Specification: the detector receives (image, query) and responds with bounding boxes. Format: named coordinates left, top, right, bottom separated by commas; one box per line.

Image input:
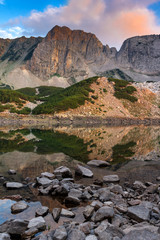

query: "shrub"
left=91, top=95, right=98, bottom=100
left=103, top=88, right=107, bottom=93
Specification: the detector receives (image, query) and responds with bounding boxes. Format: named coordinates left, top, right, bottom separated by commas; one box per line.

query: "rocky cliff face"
left=0, top=26, right=160, bottom=89
left=26, top=26, right=116, bottom=81
left=117, top=35, right=160, bottom=75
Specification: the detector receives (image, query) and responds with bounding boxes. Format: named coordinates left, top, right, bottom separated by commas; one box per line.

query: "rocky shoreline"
left=1, top=163, right=160, bottom=240
left=0, top=115, right=160, bottom=128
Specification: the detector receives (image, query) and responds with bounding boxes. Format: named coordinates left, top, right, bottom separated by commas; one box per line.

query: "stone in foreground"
left=103, top=175, right=120, bottom=183
left=122, top=229, right=160, bottom=240
left=52, top=208, right=61, bottom=222
left=93, top=206, right=114, bottom=222
left=87, top=160, right=110, bottom=167
left=6, top=182, right=24, bottom=189
left=0, top=233, right=11, bottom=240
left=0, top=219, right=28, bottom=235
left=28, top=217, right=46, bottom=230
left=11, top=201, right=29, bottom=214
left=127, top=204, right=151, bottom=222
left=53, top=226, right=67, bottom=240
left=54, top=166, right=72, bottom=178
left=41, top=172, right=55, bottom=179
left=61, top=209, right=75, bottom=218
left=35, top=206, right=49, bottom=217
left=75, top=165, right=93, bottom=178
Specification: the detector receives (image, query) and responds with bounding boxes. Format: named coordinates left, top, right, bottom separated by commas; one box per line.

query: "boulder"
left=83, top=206, right=95, bottom=219
left=28, top=217, right=46, bottom=230
left=52, top=208, right=61, bottom=222
left=68, top=189, right=82, bottom=199
left=6, top=182, right=24, bottom=189
left=41, top=172, right=55, bottom=179
left=75, top=165, right=93, bottom=178
left=35, top=206, right=49, bottom=217
left=0, top=219, right=28, bottom=235
left=54, top=166, right=72, bottom=178
left=0, top=233, right=11, bottom=240
left=87, top=160, right=110, bottom=167
left=8, top=169, right=16, bottom=175
left=103, top=175, right=119, bottom=183
left=127, top=204, right=151, bottom=222
left=11, top=201, right=29, bottom=214
left=36, top=177, right=53, bottom=187
left=61, top=209, right=75, bottom=218
left=90, top=200, right=103, bottom=210
left=22, top=227, right=38, bottom=239
left=85, top=235, right=98, bottom=240
left=65, top=196, right=80, bottom=206
left=67, top=229, right=85, bottom=240
left=93, top=206, right=114, bottom=222
left=53, top=226, right=67, bottom=240
left=122, top=229, right=160, bottom=240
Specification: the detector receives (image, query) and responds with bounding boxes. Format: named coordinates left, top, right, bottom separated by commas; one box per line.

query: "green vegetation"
left=108, top=78, right=138, bottom=103
left=103, top=88, right=107, bottom=93
left=112, top=141, right=136, bottom=165
left=91, top=95, right=98, bottom=100
left=100, top=68, right=133, bottom=81
left=32, top=77, right=98, bottom=114
left=0, top=104, right=12, bottom=112
left=10, top=107, right=31, bottom=115
left=16, top=87, right=36, bottom=96
left=0, top=89, right=34, bottom=104
left=38, top=86, right=63, bottom=98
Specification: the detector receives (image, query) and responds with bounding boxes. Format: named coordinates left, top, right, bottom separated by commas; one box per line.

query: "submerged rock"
left=11, top=201, right=29, bottom=214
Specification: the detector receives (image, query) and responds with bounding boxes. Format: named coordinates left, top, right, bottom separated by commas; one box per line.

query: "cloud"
left=0, top=26, right=24, bottom=39
left=1, top=0, right=160, bottom=49
left=0, top=0, right=4, bottom=4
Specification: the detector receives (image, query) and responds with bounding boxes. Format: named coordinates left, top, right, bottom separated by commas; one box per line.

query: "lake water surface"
left=0, top=125, right=159, bottom=228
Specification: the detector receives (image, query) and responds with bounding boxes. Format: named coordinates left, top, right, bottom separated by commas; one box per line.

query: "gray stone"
left=0, top=219, right=28, bottom=235
left=103, top=175, right=119, bottom=183
left=127, top=204, right=151, bottom=222
left=61, top=209, right=75, bottom=218
left=90, top=200, right=103, bottom=210
left=6, top=182, right=24, bottom=189
left=109, top=185, right=124, bottom=195
left=75, top=165, right=93, bottom=178
left=8, top=169, right=16, bottom=175
left=97, top=188, right=112, bottom=202
left=23, top=227, right=38, bottom=238
left=79, top=222, right=93, bottom=235
left=133, top=181, right=147, bottom=190
left=85, top=235, right=98, bottom=240
left=28, top=217, right=46, bottom=230
left=122, top=229, right=160, bottom=240
left=87, top=160, right=110, bottom=167
left=97, top=231, right=112, bottom=240
left=36, top=177, right=53, bottom=187
left=94, top=220, right=108, bottom=235
left=123, top=222, right=159, bottom=235
left=11, top=201, right=28, bottom=214
left=68, top=189, right=82, bottom=199
left=68, top=229, right=85, bottom=240
left=93, top=206, right=114, bottom=222
left=0, top=233, right=11, bottom=240
left=83, top=206, right=95, bottom=219
left=116, top=204, right=128, bottom=213
left=52, top=208, right=61, bottom=222
left=65, top=196, right=80, bottom=206
left=36, top=206, right=49, bottom=217
left=41, top=172, right=55, bottom=179
left=54, top=166, right=72, bottom=178
left=53, top=226, right=67, bottom=240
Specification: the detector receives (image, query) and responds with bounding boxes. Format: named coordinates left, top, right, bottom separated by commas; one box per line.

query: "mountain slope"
left=0, top=26, right=160, bottom=89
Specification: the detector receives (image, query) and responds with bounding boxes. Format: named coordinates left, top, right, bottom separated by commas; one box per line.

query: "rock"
left=0, top=219, right=29, bottom=235
left=116, top=204, right=128, bottom=213
left=28, top=217, right=46, bottom=230
left=97, top=231, right=112, bottom=240
left=122, top=229, right=160, bottom=240
left=133, top=181, right=147, bottom=190
left=127, top=204, right=151, bottom=222
left=94, top=220, right=109, bottom=235
left=11, top=201, right=29, bottom=214
left=0, top=233, right=11, bottom=240
left=75, top=165, right=93, bottom=178
left=65, top=196, right=80, bottom=206
left=8, top=169, right=16, bottom=175
left=103, top=175, right=119, bottom=183
left=52, top=208, right=61, bottom=222
left=97, top=188, right=112, bottom=202
left=109, top=185, right=124, bottom=195
left=68, top=229, right=85, bottom=240
left=36, top=177, right=53, bottom=187
left=90, top=200, right=103, bottom=210
left=6, top=195, right=22, bottom=201
left=79, top=222, right=93, bottom=235
left=83, top=206, right=95, bottom=219
left=61, top=209, right=75, bottom=218
left=6, top=182, right=24, bottom=189
left=128, top=200, right=141, bottom=206
left=85, top=235, right=98, bottom=240
left=41, top=172, right=55, bottom=179
left=53, top=226, right=67, bottom=240
left=68, top=189, right=82, bottom=199
left=123, top=222, right=159, bottom=234
left=22, top=227, right=38, bottom=238
left=36, top=206, right=49, bottom=217
left=87, top=160, right=110, bottom=167
left=54, top=166, right=72, bottom=178
left=104, top=201, right=114, bottom=207
left=93, top=206, right=114, bottom=222
left=156, top=176, right=160, bottom=181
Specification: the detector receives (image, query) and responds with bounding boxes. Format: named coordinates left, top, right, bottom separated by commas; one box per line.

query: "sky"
left=0, top=0, right=160, bottom=49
